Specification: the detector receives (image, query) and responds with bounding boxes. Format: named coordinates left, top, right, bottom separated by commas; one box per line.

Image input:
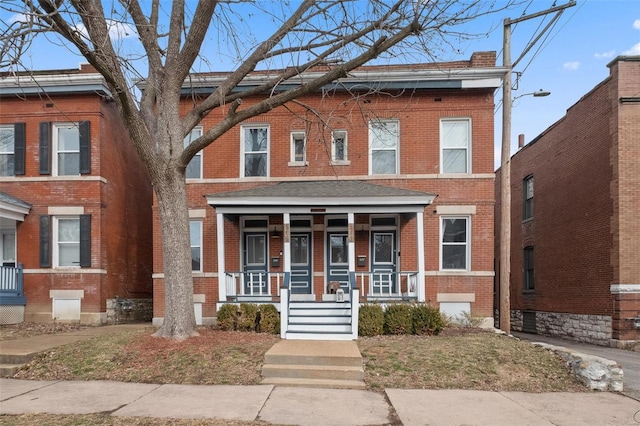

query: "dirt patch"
left=0, top=322, right=88, bottom=341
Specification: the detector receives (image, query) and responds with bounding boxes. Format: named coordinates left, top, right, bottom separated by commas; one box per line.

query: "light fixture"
left=532, top=89, right=551, bottom=97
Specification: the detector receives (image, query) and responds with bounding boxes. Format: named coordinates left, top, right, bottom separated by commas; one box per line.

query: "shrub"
left=217, top=304, right=239, bottom=331
left=358, top=304, right=384, bottom=336
left=259, top=304, right=280, bottom=334
left=237, top=303, right=260, bottom=331
left=411, top=303, right=445, bottom=335
left=384, top=303, right=413, bottom=335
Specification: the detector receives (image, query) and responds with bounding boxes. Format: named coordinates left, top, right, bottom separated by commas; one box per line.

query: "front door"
left=244, top=232, right=268, bottom=295
left=327, top=232, right=349, bottom=291
left=371, top=231, right=397, bottom=295
left=290, top=233, right=312, bottom=294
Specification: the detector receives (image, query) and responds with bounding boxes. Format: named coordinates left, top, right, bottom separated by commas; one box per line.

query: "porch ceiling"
left=206, top=180, right=437, bottom=214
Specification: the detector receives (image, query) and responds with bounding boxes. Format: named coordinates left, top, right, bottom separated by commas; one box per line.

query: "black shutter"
left=79, top=121, right=90, bottom=174
left=39, top=122, right=51, bottom=175
left=39, top=215, right=51, bottom=268
left=79, top=215, right=91, bottom=267
left=13, top=123, right=26, bottom=175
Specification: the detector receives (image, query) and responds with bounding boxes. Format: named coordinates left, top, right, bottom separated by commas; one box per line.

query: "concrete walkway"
left=0, top=325, right=639, bottom=425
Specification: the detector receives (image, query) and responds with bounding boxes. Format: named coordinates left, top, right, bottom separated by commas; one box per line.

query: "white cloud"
left=633, top=19, right=640, bottom=30
left=594, top=50, right=616, bottom=59
left=563, top=61, right=580, bottom=71
left=623, top=42, right=640, bottom=55
left=74, top=20, right=136, bottom=40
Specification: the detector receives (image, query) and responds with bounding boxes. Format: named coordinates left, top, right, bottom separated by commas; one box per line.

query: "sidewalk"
left=1, top=325, right=639, bottom=425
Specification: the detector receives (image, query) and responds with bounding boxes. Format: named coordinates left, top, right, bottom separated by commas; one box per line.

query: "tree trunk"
left=152, top=166, right=198, bottom=340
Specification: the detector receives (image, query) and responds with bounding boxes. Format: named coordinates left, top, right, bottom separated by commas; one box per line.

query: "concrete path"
left=1, top=378, right=639, bottom=425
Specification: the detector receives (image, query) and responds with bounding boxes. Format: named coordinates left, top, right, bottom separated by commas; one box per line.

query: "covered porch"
left=206, top=181, right=436, bottom=339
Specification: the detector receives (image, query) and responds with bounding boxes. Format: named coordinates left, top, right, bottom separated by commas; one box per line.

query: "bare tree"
left=0, top=0, right=516, bottom=340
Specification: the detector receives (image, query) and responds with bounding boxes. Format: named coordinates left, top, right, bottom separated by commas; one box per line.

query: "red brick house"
left=496, top=56, right=640, bottom=347
left=151, top=52, right=503, bottom=339
left=0, top=65, right=153, bottom=324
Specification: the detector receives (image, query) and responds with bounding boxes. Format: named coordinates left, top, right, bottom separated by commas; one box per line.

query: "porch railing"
left=224, top=271, right=284, bottom=300
left=0, top=263, right=26, bottom=305
left=349, top=271, right=359, bottom=339
left=355, top=271, right=418, bottom=300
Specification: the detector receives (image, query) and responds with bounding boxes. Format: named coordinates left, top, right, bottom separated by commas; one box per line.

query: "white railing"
left=355, top=271, right=418, bottom=299
left=224, top=271, right=284, bottom=300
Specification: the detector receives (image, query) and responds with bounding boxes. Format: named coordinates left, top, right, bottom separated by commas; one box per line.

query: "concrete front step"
left=261, top=377, right=366, bottom=390
left=285, top=331, right=354, bottom=340
left=262, top=364, right=364, bottom=381
left=0, top=363, right=23, bottom=377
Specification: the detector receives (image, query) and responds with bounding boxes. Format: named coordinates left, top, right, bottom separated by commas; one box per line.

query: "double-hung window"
left=39, top=121, right=91, bottom=176
left=290, top=131, right=306, bottom=164
left=331, top=130, right=348, bottom=163
left=369, top=120, right=399, bottom=175
left=190, top=220, right=202, bottom=272
left=523, top=246, right=534, bottom=291
left=0, top=123, right=25, bottom=176
left=242, top=125, right=269, bottom=177
left=40, top=215, right=91, bottom=268
left=523, top=175, right=534, bottom=220
left=440, top=216, right=470, bottom=270
left=441, top=119, right=471, bottom=173
left=184, top=127, right=203, bottom=179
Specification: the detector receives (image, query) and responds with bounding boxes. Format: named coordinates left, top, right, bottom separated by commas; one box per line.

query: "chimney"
left=518, top=134, right=525, bottom=149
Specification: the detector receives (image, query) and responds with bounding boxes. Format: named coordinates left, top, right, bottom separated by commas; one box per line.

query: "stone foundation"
left=510, top=310, right=612, bottom=346
left=106, top=298, right=153, bottom=324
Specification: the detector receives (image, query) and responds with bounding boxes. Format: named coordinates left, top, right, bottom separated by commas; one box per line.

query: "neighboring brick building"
left=496, top=56, right=640, bottom=347
left=0, top=65, right=153, bottom=324
left=151, top=52, right=503, bottom=338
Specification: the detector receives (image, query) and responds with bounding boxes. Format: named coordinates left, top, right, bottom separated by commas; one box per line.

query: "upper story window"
left=184, top=127, right=203, bottom=179
left=440, top=216, right=470, bottom=271
left=369, top=120, right=399, bottom=175
left=190, top=220, right=202, bottom=272
left=523, top=175, right=534, bottom=220
left=39, top=121, right=91, bottom=176
left=441, top=119, right=471, bottom=174
left=241, top=125, right=269, bottom=177
left=331, top=130, right=348, bottom=163
left=523, top=246, right=534, bottom=291
left=290, top=131, right=306, bottom=164
left=0, top=123, right=25, bottom=176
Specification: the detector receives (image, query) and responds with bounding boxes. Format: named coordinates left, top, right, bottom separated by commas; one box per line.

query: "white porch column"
left=416, top=210, right=426, bottom=302
left=348, top=212, right=355, bottom=272
left=217, top=212, right=226, bottom=302
left=283, top=213, right=291, bottom=273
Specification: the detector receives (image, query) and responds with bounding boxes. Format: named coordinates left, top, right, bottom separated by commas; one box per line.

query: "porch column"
left=283, top=213, right=291, bottom=273
left=348, top=212, right=355, bottom=272
left=216, top=212, right=226, bottom=302
left=416, top=211, right=426, bottom=302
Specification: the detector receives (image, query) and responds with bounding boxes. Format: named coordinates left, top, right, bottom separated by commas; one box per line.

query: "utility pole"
left=499, top=1, right=576, bottom=333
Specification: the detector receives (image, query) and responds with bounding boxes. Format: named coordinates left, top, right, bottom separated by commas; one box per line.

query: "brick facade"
left=152, top=52, right=500, bottom=326
left=0, top=65, right=153, bottom=323
left=497, top=56, right=640, bottom=346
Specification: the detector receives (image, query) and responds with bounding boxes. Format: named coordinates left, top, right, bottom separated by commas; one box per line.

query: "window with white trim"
left=369, top=120, right=398, bottom=175
left=331, top=130, right=348, bottom=162
left=0, top=125, right=15, bottom=176
left=441, top=119, right=471, bottom=173
left=440, top=216, right=470, bottom=270
left=242, top=125, right=269, bottom=177
left=184, top=127, right=203, bottom=179
left=190, top=220, right=202, bottom=272
left=290, top=131, right=306, bottom=163
left=53, top=124, right=81, bottom=176
left=40, top=215, right=90, bottom=268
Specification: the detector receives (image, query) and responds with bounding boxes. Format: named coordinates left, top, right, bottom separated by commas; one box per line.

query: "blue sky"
left=3, top=0, right=639, bottom=169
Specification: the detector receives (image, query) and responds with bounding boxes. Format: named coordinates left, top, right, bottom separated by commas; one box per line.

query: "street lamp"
left=514, top=89, right=551, bottom=101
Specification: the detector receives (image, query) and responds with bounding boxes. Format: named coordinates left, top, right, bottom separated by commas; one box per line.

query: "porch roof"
left=206, top=180, right=437, bottom=214
left=0, top=192, right=31, bottom=221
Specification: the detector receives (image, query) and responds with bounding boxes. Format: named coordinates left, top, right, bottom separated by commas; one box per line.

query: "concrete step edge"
left=0, top=363, right=23, bottom=377
left=260, top=377, right=366, bottom=390
left=264, top=354, right=363, bottom=367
